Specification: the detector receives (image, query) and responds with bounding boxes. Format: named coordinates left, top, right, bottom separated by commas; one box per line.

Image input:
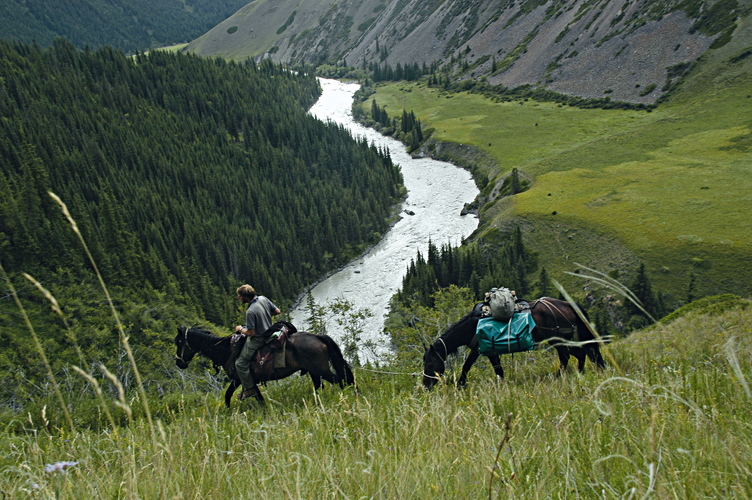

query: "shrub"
left=639, top=83, right=657, bottom=96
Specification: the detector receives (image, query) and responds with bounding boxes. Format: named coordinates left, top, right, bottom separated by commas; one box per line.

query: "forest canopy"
left=0, top=40, right=403, bottom=393
left=0, top=0, right=250, bottom=53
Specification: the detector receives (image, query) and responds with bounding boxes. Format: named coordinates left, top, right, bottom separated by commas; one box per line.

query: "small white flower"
left=45, top=461, right=78, bottom=474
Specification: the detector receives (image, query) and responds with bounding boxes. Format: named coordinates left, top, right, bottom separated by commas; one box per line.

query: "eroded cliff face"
left=186, top=0, right=741, bottom=104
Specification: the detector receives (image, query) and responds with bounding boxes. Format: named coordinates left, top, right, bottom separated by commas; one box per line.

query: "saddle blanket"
left=476, top=311, right=536, bottom=356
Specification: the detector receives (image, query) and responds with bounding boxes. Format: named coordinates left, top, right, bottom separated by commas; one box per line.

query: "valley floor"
left=368, top=53, right=752, bottom=302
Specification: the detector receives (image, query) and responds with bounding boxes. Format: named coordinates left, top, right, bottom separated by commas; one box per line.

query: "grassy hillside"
left=365, top=13, right=752, bottom=302
left=2, top=297, right=750, bottom=497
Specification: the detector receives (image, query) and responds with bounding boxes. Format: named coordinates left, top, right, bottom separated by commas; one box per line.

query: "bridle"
left=176, top=326, right=231, bottom=367
left=423, top=337, right=449, bottom=382
left=175, top=327, right=195, bottom=365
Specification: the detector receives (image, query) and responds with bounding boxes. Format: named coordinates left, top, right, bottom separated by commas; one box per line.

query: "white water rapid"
left=289, top=78, right=479, bottom=359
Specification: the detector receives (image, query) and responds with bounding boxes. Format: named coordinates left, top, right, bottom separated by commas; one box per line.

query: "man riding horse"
left=235, top=284, right=281, bottom=403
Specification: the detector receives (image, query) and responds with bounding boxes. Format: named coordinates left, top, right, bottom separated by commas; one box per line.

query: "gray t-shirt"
left=245, top=296, right=278, bottom=338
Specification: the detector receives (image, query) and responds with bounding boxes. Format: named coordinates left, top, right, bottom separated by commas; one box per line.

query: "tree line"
left=394, top=226, right=668, bottom=337
left=0, top=39, right=404, bottom=400
left=353, top=100, right=426, bottom=153
left=0, top=0, right=249, bottom=54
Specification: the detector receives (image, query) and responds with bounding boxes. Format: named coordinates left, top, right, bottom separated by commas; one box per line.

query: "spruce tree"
left=535, top=266, right=551, bottom=298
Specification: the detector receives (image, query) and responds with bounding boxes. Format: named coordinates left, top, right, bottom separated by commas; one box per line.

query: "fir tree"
left=535, top=266, right=551, bottom=298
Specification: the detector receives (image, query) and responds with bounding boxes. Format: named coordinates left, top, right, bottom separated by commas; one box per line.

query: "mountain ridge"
left=184, top=0, right=746, bottom=104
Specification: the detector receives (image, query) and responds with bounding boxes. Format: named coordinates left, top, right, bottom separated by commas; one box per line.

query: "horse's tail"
left=574, top=304, right=606, bottom=369
left=319, top=335, right=355, bottom=388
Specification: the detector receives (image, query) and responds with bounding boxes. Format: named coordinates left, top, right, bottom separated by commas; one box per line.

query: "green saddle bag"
left=476, top=311, right=536, bottom=355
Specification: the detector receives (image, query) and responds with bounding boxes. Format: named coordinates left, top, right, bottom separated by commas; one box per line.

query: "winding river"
left=289, top=78, right=478, bottom=357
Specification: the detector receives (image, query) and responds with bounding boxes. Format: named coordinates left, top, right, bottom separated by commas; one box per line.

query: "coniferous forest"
left=0, top=0, right=250, bottom=53
left=0, top=40, right=403, bottom=404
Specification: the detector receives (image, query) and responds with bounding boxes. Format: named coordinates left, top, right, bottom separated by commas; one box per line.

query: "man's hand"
left=235, top=325, right=243, bottom=333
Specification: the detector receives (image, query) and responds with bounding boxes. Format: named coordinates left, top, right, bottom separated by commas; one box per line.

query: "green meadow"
left=2, top=296, right=750, bottom=498
left=368, top=28, right=752, bottom=300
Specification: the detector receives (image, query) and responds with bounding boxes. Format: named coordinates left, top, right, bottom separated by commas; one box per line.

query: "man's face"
left=237, top=294, right=245, bottom=303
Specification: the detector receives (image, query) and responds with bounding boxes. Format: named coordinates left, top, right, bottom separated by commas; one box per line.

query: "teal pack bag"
left=476, top=312, right=536, bottom=355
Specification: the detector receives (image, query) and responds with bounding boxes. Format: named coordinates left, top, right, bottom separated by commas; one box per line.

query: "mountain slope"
left=185, top=0, right=745, bottom=104
left=365, top=9, right=752, bottom=302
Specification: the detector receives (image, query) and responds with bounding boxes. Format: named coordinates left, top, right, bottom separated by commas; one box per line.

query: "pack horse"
left=422, top=297, right=606, bottom=389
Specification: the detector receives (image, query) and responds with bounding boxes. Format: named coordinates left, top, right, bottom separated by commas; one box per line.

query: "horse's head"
left=422, top=304, right=485, bottom=390
left=174, top=325, right=197, bottom=369
left=422, top=344, right=446, bottom=390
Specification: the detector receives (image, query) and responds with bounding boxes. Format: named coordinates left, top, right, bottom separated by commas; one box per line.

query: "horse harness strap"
left=176, top=327, right=225, bottom=364
left=422, top=337, right=450, bottom=381
left=530, top=299, right=576, bottom=335
left=435, top=338, right=449, bottom=363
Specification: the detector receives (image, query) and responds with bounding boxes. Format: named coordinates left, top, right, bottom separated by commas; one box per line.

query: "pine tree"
left=629, top=263, right=658, bottom=321
left=511, top=168, right=521, bottom=195
left=535, top=266, right=551, bottom=298
left=686, top=272, right=696, bottom=304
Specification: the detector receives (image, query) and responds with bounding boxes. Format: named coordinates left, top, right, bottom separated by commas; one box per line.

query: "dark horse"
left=175, top=325, right=355, bottom=407
left=422, top=298, right=606, bottom=389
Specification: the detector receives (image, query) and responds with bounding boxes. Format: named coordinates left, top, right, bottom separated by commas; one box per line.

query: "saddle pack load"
left=487, top=287, right=515, bottom=321
left=477, top=287, right=535, bottom=355
left=476, top=312, right=536, bottom=355
left=227, top=321, right=297, bottom=378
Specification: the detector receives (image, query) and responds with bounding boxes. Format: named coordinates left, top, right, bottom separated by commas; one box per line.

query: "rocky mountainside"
left=184, top=0, right=746, bottom=103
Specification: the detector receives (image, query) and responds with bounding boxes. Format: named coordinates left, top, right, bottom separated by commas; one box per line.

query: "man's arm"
left=234, top=325, right=255, bottom=337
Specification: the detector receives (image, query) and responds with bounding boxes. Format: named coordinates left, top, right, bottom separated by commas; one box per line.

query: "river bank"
left=288, top=78, right=479, bottom=355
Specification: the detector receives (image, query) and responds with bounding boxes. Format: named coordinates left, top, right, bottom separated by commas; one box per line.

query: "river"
left=289, top=78, right=479, bottom=358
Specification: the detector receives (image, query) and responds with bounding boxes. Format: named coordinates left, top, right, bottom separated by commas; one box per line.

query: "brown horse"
left=422, top=298, right=606, bottom=389
left=175, top=325, right=355, bottom=407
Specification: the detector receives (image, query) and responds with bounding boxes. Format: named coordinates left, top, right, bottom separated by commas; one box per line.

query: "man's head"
left=236, top=284, right=256, bottom=303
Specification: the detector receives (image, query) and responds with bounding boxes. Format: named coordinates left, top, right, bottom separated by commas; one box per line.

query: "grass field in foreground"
left=368, top=30, right=752, bottom=299
left=3, top=303, right=751, bottom=498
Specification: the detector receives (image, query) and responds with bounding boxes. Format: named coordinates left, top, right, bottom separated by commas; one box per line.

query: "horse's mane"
left=434, top=307, right=482, bottom=356
left=187, top=326, right=224, bottom=340
left=186, top=326, right=231, bottom=356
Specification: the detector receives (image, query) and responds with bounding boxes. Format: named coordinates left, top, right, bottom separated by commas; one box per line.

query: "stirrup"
left=237, top=388, right=259, bottom=401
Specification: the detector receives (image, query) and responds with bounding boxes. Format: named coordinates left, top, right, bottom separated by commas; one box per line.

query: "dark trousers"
left=235, top=335, right=266, bottom=390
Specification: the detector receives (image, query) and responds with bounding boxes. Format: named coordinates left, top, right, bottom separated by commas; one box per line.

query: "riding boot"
left=238, top=385, right=265, bottom=406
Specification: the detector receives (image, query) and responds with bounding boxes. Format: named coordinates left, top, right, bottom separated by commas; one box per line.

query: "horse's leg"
left=555, top=346, right=570, bottom=376
left=589, top=346, right=607, bottom=369
left=225, top=379, right=239, bottom=408
left=458, top=349, right=481, bottom=388
left=573, top=349, right=587, bottom=373
left=310, top=374, right=323, bottom=391
left=487, top=354, right=504, bottom=380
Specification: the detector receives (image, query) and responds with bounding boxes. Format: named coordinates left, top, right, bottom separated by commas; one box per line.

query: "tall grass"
left=2, top=295, right=751, bottom=498
left=2, top=185, right=751, bottom=497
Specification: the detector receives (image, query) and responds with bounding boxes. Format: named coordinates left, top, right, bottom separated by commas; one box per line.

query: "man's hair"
left=236, top=284, right=256, bottom=300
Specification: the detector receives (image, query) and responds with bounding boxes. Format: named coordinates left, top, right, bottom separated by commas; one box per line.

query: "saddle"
left=225, top=321, right=297, bottom=379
